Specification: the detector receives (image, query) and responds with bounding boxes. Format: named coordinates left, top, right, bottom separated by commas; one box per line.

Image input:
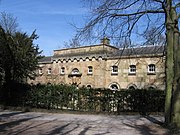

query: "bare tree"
left=0, top=12, right=18, bottom=34
left=63, top=36, right=81, bottom=48
left=143, top=26, right=166, bottom=46
left=78, top=0, right=180, bottom=128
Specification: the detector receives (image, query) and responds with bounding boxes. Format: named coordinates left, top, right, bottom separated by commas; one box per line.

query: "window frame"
left=129, top=65, right=136, bottom=75
left=71, top=68, right=80, bottom=75
left=148, top=64, right=156, bottom=74
left=39, top=68, right=43, bottom=75
left=111, top=65, right=118, bottom=75
left=60, top=67, right=65, bottom=75
left=88, top=66, right=93, bottom=75
left=109, top=83, right=120, bottom=91
left=47, top=68, right=52, bottom=75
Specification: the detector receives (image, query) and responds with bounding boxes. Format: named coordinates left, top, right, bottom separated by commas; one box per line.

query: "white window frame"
left=129, top=65, right=136, bottom=74
left=111, top=65, right=118, bottom=74
left=109, top=83, right=119, bottom=91
left=47, top=68, right=52, bottom=75
left=60, top=67, right=65, bottom=75
left=72, top=68, right=80, bottom=75
left=148, top=64, right=156, bottom=73
left=88, top=66, right=93, bottom=74
left=39, top=68, right=43, bottom=75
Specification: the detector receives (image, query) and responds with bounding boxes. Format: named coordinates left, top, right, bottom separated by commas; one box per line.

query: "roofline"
left=54, top=43, right=118, bottom=52
left=107, top=53, right=165, bottom=60
left=118, top=45, right=165, bottom=50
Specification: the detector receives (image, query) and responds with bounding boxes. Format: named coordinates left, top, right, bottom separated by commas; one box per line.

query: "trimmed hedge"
left=24, top=84, right=165, bottom=114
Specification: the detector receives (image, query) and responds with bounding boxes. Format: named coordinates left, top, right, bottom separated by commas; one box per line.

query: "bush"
left=25, top=84, right=165, bottom=114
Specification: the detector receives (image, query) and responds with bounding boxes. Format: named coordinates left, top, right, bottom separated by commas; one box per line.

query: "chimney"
left=101, top=37, right=110, bottom=45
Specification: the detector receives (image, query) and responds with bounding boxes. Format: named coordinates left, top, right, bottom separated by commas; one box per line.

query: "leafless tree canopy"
left=63, top=36, right=81, bottom=48
left=143, top=26, right=166, bottom=46
left=0, top=12, right=19, bottom=34
left=78, top=0, right=180, bottom=47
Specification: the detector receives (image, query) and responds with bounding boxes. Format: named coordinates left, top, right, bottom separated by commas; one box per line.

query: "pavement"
left=0, top=110, right=174, bottom=135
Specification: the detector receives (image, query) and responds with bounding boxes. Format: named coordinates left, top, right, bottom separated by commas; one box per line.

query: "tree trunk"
left=165, top=1, right=180, bottom=128
left=165, top=18, right=174, bottom=125
left=172, top=15, right=180, bottom=128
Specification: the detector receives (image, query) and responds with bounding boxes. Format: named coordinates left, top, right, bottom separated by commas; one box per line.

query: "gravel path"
left=0, top=110, right=171, bottom=135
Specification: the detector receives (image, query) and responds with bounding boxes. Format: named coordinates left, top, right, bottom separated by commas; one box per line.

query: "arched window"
left=148, top=86, right=156, bottom=90
left=47, top=82, right=51, bottom=85
left=148, top=64, right=156, bottom=73
left=86, top=85, right=92, bottom=89
left=71, top=68, right=80, bottom=75
left=109, top=83, right=120, bottom=90
left=129, top=86, right=136, bottom=90
left=129, top=65, right=136, bottom=74
left=127, top=84, right=137, bottom=90
left=88, top=66, right=93, bottom=74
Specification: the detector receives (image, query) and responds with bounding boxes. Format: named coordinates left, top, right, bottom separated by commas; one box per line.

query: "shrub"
left=24, top=84, right=165, bottom=114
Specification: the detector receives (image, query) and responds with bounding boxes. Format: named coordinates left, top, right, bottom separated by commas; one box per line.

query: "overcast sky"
left=0, top=0, right=87, bottom=56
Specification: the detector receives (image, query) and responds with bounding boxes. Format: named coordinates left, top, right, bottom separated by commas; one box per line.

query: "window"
left=88, top=66, right=93, bottom=75
left=47, top=68, right=51, bottom=75
left=86, top=85, right=92, bottom=89
left=127, top=84, right=137, bottom=90
left=39, top=68, right=43, bottom=75
left=60, top=67, right=65, bottom=75
left=109, top=83, right=119, bottom=91
left=129, top=65, right=136, bottom=74
left=148, top=86, right=156, bottom=90
left=148, top=64, right=156, bottom=74
left=111, top=66, right=118, bottom=75
left=129, top=86, right=136, bottom=90
left=72, top=68, right=80, bottom=75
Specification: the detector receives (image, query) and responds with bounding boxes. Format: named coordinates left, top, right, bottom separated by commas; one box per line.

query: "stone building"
left=29, top=38, right=165, bottom=90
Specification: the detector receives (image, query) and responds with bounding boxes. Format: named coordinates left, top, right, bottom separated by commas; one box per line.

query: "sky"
left=0, top=0, right=88, bottom=56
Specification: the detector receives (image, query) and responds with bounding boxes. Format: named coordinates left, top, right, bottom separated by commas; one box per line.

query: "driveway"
left=0, top=110, right=172, bottom=135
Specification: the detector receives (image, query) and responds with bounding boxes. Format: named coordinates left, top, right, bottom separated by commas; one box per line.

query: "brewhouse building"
left=29, top=38, right=165, bottom=90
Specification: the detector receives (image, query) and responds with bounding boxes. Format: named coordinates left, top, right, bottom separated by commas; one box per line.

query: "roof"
left=112, top=45, right=165, bottom=57
left=53, top=44, right=118, bottom=52
left=39, top=45, right=165, bottom=63
left=39, top=56, right=52, bottom=63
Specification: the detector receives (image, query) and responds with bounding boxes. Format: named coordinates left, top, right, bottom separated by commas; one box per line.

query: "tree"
left=0, top=12, right=18, bottom=34
left=0, top=12, right=18, bottom=86
left=63, top=36, right=81, bottom=48
left=0, top=28, right=42, bottom=83
left=78, top=0, right=180, bottom=128
left=0, top=27, right=43, bottom=104
left=143, top=26, right=166, bottom=46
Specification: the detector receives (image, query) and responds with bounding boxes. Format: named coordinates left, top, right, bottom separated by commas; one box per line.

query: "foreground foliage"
left=0, top=84, right=165, bottom=115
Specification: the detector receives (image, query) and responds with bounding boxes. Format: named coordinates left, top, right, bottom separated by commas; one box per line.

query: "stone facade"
left=29, top=40, right=165, bottom=90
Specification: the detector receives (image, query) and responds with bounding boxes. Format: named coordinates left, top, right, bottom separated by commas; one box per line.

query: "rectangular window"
left=111, top=66, right=118, bottom=75
left=88, top=66, right=93, bottom=75
left=39, top=68, right=43, bottom=75
left=129, top=65, right=136, bottom=75
left=47, top=68, right=51, bottom=75
left=148, top=64, right=156, bottom=74
left=60, top=67, right=65, bottom=75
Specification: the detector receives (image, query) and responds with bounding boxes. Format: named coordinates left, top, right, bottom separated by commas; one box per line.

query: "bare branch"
left=111, top=10, right=164, bottom=17
left=152, top=0, right=164, bottom=4
left=175, top=2, right=180, bottom=8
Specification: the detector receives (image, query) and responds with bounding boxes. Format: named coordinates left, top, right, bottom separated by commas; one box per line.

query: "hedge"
left=24, top=84, right=165, bottom=114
